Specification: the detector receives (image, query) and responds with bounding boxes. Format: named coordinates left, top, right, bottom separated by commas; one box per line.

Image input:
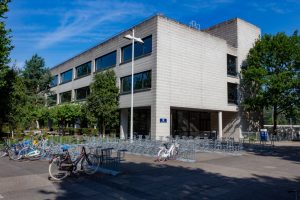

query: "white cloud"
left=184, top=0, right=234, bottom=10
left=36, top=1, right=150, bottom=49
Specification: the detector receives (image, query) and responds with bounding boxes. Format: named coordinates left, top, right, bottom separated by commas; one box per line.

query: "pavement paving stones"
left=0, top=142, right=300, bottom=199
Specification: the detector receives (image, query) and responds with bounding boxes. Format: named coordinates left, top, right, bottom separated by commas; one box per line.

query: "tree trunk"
left=258, top=109, right=265, bottom=130
left=102, top=122, right=106, bottom=138
left=273, top=106, right=278, bottom=135
left=36, top=120, right=40, bottom=129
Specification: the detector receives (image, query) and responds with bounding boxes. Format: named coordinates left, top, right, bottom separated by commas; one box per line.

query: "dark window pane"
left=121, top=35, right=152, bottom=63
left=135, top=42, right=143, bottom=58
left=122, top=76, right=131, bottom=93
left=48, top=94, right=57, bottom=106
left=96, top=51, right=117, bottom=71
left=61, top=69, right=73, bottom=83
left=227, top=54, right=237, bottom=76
left=121, top=70, right=151, bottom=93
left=143, top=36, right=152, bottom=54
left=50, top=75, right=58, bottom=87
left=134, top=73, right=143, bottom=90
left=122, top=45, right=132, bottom=63
left=75, top=86, right=90, bottom=100
left=60, top=91, right=72, bottom=103
left=76, top=62, right=91, bottom=78
left=143, top=71, right=151, bottom=88
left=228, top=83, right=238, bottom=104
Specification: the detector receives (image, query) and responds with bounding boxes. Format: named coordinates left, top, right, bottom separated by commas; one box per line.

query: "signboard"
left=160, top=118, right=167, bottom=123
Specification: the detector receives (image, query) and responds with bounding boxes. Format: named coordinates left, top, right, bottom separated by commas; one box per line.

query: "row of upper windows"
left=50, top=35, right=153, bottom=87
left=48, top=70, right=152, bottom=106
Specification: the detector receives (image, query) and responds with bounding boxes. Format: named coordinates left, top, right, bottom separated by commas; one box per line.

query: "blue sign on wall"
left=160, top=118, right=167, bottom=123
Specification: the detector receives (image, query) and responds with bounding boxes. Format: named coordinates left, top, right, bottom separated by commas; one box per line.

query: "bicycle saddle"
left=24, top=140, right=31, bottom=145
left=61, top=144, right=70, bottom=151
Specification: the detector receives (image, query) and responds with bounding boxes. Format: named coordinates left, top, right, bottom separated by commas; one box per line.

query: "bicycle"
left=48, top=145, right=99, bottom=181
left=156, top=142, right=179, bottom=162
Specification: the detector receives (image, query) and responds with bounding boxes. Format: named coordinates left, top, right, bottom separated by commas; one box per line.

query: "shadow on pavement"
left=39, top=160, right=300, bottom=200
left=244, top=142, right=300, bottom=164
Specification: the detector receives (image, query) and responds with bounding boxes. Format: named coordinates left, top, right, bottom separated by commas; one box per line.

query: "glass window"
left=61, top=69, right=73, bottom=83
left=121, top=35, right=152, bottom=63
left=48, top=94, right=57, bottom=106
left=121, top=71, right=151, bottom=93
left=50, top=75, right=58, bottom=87
left=228, top=83, right=238, bottom=104
left=76, top=62, right=91, bottom=78
left=75, top=86, right=90, bottom=101
left=227, top=54, right=237, bottom=76
left=96, top=51, right=117, bottom=71
left=60, top=91, right=72, bottom=103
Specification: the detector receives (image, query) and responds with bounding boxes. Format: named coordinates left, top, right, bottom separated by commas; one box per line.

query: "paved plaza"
left=0, top=142, right=300, bottom=200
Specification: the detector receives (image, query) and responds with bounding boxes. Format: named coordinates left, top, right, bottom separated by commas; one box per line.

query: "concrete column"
left=120, top=109, right=128, bottom=139
left=91, top=59, right=96, bottom=73
left=218, top=111, right=223, bottom=139
left=57, top=93, right=60, bottom=105
left=71, top=90, right=75, bottom=102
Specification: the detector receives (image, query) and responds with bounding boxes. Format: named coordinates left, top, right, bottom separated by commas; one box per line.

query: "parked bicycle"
left=156, top=142, right=179, bottom=162
left=48, top=145, right=99, bottom=181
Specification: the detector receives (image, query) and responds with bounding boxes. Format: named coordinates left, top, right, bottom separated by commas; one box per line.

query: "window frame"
left=50, top=75, right=58, bottom=87
left=227, top=83, right=238, bottom=105
left=75, top=61, right=92, bottom=79
left=120, top=70, right=152, bottom=94
left=60, top=90, right=72, bottom=104
left=121, top=35, right=152, bottom=63
left=95, top=50, right=117, bottom=72
left=60, top=69, right=73, bottom=84
left=227, top=54, right=238, bottom=77
left=75, top=86, right=90, bottom=101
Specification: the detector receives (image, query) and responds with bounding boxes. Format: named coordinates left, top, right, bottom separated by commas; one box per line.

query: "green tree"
left=7, top=73, right=30, bottom=134
left=242, top=32, right=300, bottom=134
left=50, top=103, right=82, bottom=130
left=0, top=0, right=14, bottom=131
left=87, top=70, right=119, bottom=135
left=0, top=0, right=13, bottom=88
left=22, top=54, right=52, bottom=128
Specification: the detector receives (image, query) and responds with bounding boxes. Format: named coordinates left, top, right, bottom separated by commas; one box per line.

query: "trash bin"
left=260, top=129, right=269, bottom=142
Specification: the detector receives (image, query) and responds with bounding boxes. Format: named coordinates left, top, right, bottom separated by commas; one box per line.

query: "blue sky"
left=6, top=0, right=300, bottom=68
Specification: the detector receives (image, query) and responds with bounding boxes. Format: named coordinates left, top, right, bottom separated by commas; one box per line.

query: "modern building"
left=49, top=14, right=260, bottom=140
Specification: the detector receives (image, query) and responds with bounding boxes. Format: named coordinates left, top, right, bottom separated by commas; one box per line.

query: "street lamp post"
left=124, top=29, right=143, bottom=141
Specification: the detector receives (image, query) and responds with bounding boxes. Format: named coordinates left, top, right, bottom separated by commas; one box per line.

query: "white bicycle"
left=156, top=142, right=179, bottom=162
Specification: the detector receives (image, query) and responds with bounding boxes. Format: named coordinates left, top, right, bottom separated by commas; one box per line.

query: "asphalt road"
left=0, top=144, right=300, bottom=200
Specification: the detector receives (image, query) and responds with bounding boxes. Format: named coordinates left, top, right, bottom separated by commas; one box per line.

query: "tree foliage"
left=22, top=54, right=52, bottom=105
left=0, top=0, right=14, bottom=131
left=50, top=103, right=82, bottom=129
left=0, top=0, right=13, bottom=88
left=87, top=70, right=119, bottom=135
left=242, top=32, right=300, bottom=134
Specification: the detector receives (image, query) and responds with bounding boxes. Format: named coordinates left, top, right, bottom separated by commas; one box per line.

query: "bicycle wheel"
left=157, top=149, right=167, bottom=162
left=0, top=146, right=7, bottom=158
left=171, top=148, right=179, bottom=159
left=82, top=154, right=99, bottom=175
left=8, top=148, right=19, bottom=161
left=49, top=157, right=70, bottom=181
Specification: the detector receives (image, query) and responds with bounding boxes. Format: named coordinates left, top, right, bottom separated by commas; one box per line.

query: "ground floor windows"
left=75, top=86, right=90, bottom=101
left=48, top=94, right=57, bottom=106
left=171, top=109, right=211, bottom=137
left=125, top=107, right=151, bottom=138
left=60, top=91, right=72, bottom=103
